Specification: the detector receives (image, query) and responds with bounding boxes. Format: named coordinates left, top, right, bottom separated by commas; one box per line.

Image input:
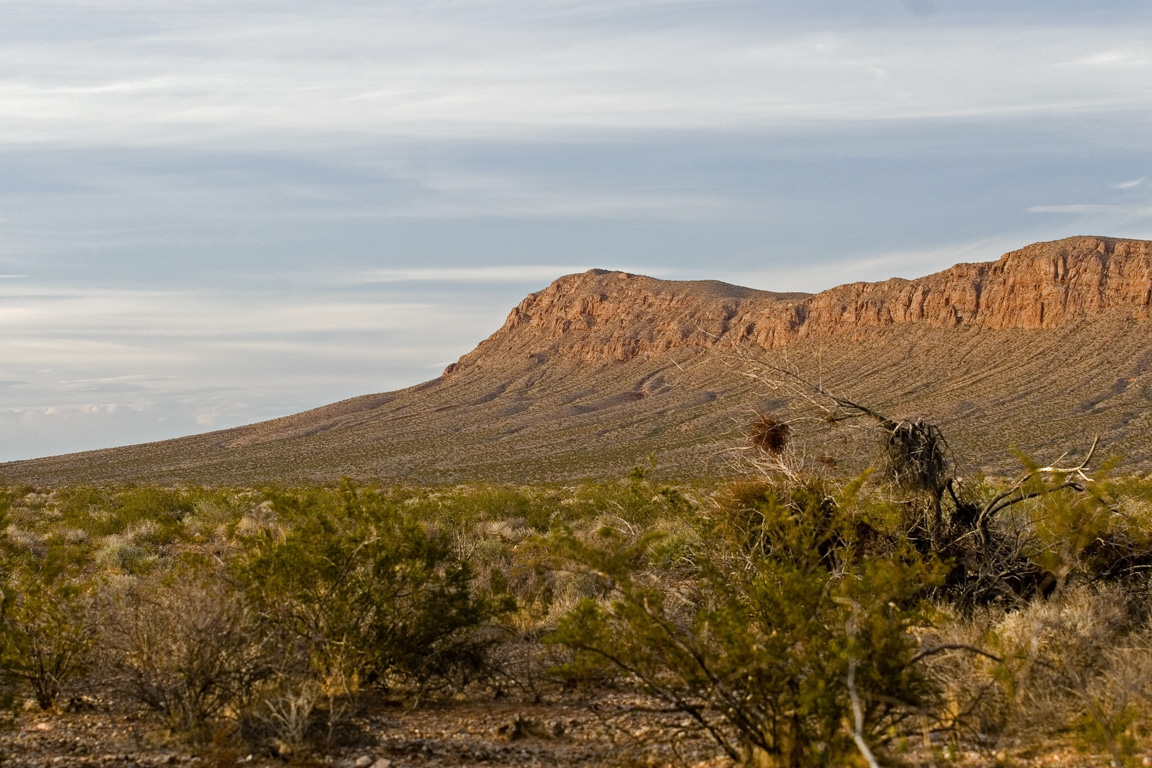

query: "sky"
left=2, top=0, right=1151, bottom=461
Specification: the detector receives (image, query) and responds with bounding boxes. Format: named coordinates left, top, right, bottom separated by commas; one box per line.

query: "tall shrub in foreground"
left=551, top=479, right=942, bottom=768
left=100, top=570, right=273, bottom=739
left=0, top=495, right=95, bottom=712
left=0, top=571, right=94, bottom=710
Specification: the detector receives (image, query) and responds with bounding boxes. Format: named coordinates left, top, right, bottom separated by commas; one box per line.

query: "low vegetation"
left=3, top=454, right=1152, bottom=765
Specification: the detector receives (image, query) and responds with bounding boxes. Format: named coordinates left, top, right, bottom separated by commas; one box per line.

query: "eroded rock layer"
left=449, top=237, right=1152, bottom=373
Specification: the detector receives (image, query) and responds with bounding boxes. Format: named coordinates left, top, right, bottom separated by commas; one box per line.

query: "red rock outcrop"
left=446, top=236, right=1152, bottom=374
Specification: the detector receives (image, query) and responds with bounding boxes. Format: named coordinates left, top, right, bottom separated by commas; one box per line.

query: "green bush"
left=551, top=479, right=942, bottom=767
left=0, top=570, right=94, bottom=710
left=232, top=480, right=514, bottom=696
left=3, top=475, right=1152, bottom=762
left=53, top=487, right=193, bottom=541
left=0, top=496, right=96, bottom=711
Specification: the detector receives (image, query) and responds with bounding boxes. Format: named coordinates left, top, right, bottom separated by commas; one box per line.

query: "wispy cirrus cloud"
left=1, top=3, right=1151, bottom=148
left=0, top=274, right=515, bottom=460
left=347, top=264, right=669, bottom=285
left=1027, top=204, right=1152, bottom=217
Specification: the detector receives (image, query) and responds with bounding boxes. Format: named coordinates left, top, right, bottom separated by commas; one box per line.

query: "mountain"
left=3, top=235, right=1151, bottom=486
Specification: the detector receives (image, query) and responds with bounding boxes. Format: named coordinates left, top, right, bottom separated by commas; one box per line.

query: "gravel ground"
left=0, top=692, right=1143, bottom=768
left=0, top=691, right=732, bottom=768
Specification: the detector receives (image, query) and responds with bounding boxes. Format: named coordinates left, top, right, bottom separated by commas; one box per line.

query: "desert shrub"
left=1087, top=622, right=1152, bottom=758
left=234, top=499, right=280, bottom=538
left=232, top=481, right=514, bottom=697
left=417, top=485, right=556, bottom=531
left=993, top=585, right=1141, bottom=759
left=1032, top=476, right=1152, bottom=587
left=5, top=476, right=1152, bottom=762
left=892, top=454, right=1135, bottom=609
left=0, top=569, right=95, bottom=710
left=99, top=569, right=274, bottom=739
left=94, top=534, right=151, bottom=574
left=0, top=499, right=97, bottom=711
left=3, top=525, right=46, bottom=560
left=609, top=468, right=697, bottom=528
left=51, top=487, right=252, bottom=552
left=551, top=479, right=941, bottom=767
left=473, top=531, right=568, bottom=634
left=912, top=605, right=1008, bottom=742
left=183, top=497, right=244, bottom=541
left=240, top=676, right=326, bottom=757
left=0, top=498, right=14, bottom=714
left=487, top=479, right=703, bottom=636
left=643, top=514, right=705, bottom=571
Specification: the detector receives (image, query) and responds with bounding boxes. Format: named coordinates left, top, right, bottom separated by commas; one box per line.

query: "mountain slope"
left=3, top=236, right=1151, bottom=486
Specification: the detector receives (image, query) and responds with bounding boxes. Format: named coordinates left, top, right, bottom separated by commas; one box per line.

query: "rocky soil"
left=0, top=689, right=1142, bottom=768
left=0, top=689, right=733, bottom=768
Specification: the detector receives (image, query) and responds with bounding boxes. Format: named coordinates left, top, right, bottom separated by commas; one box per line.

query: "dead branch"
left=739, top=357, right=896, bottom=429
left=910, top=644, right=1004, bottom=665
left=975, top=437, right=1100, bottom=545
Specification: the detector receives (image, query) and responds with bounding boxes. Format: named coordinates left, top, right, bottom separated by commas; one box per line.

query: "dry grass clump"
left=183, top=498, right=237, bottom=540
left=234, top=500, right=280, bottom=538
left=995, top=585, right=1133, bottom=730
left=4, top=525, right=45, bottom=558
left=94, top=534, right=149, bottom=573
left=921, top=584, right=1152, bottom=758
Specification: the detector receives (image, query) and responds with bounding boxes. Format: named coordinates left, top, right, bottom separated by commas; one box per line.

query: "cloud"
left=311, top=185, right=745, bottom=221
left=354, top=266, right=587, bottom=284
left=1079, top=47, right=1151, bottom=69
left=0, top=272, right=529, bottom=460
left=719, top=236, right=1029, bottom=293
left=1114, top=178, right=1146, bottom=189
left=0, top=400, right=181, bottom=461
left=1, top=4, right=1151, bottom=149
left=348, top=264, right=668, bottom=285
left=1027, top=204, right=1152, bottom=216
left=0, top=283, right=440, bottom=336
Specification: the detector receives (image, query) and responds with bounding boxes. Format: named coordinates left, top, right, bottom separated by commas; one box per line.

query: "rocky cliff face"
left=446, top=236, right=1152, bottom=373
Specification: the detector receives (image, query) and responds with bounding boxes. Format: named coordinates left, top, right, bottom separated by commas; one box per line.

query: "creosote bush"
left=0, top=494, right=96, bottom=712
left=99, top=569, right=273, bottom=738
left=551, top=477, right=943, bottom=767
left=232, top=481, right=515, bottom=700
left=0, top=571, right=94, bottom=711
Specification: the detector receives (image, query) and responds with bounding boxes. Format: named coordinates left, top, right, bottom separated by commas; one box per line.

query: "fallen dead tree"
left=739, top=358, right=1115, bottom=608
